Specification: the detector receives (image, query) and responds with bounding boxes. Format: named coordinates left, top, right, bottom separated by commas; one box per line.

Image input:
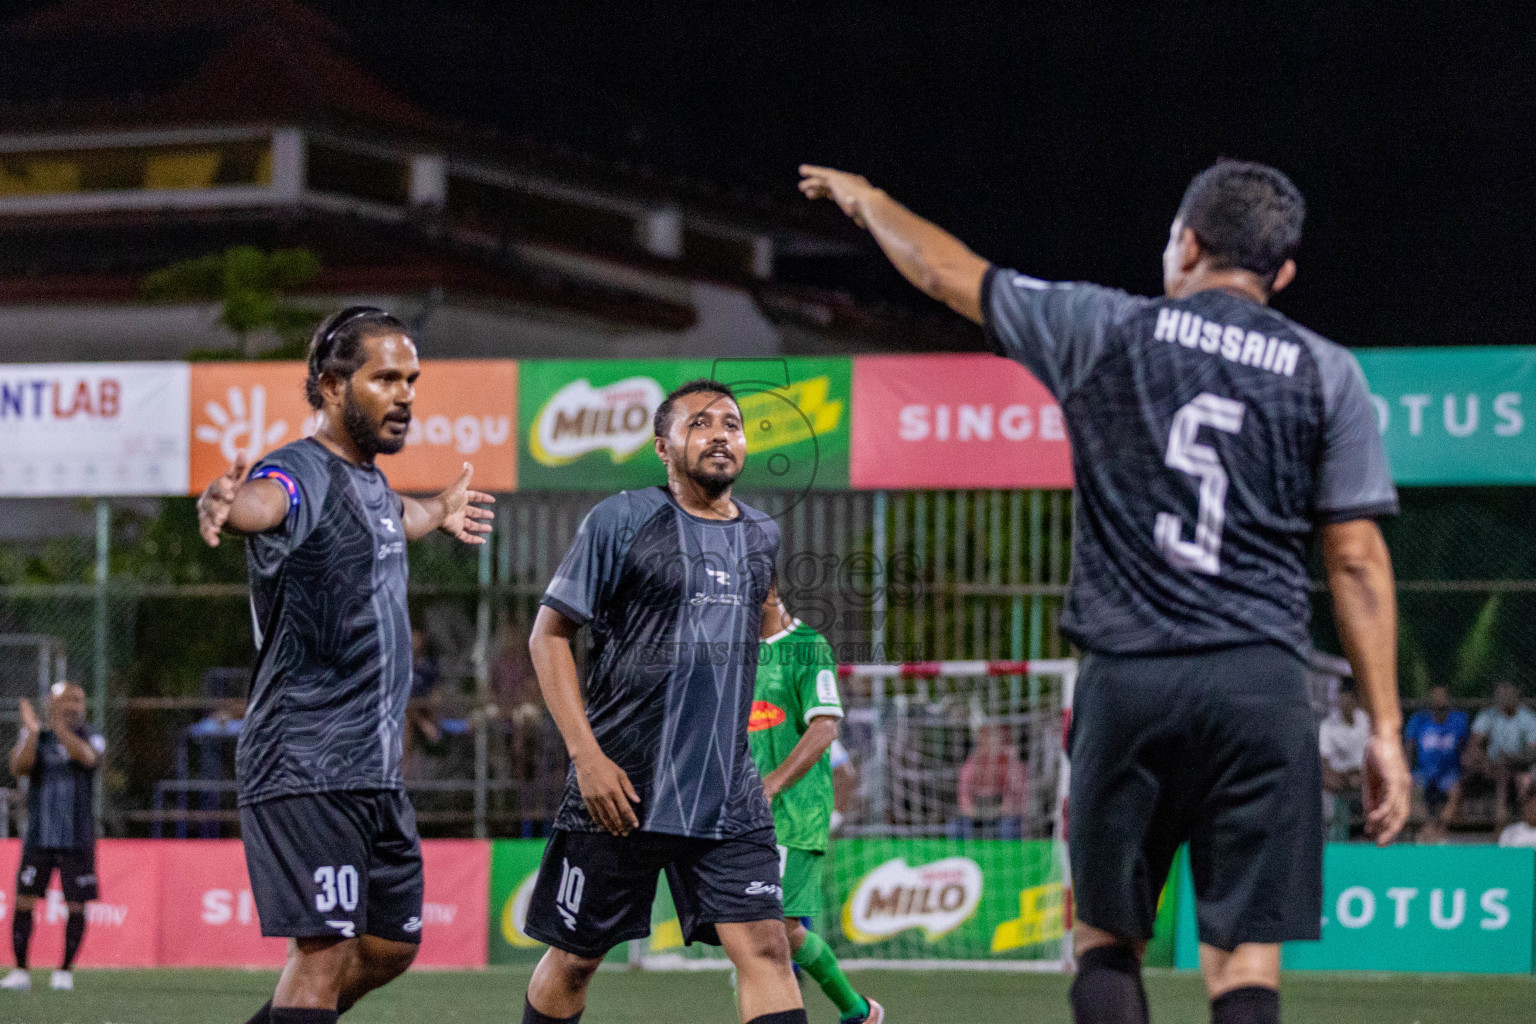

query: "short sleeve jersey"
left=983, top=269, right=1398, bottom=659
left=239, top=438, right=412, bottom=806
left=542, top=487, right=780, bottom=840
left=26, top=726, right=104, bottom=850
left=1471, top=706, right=1536, bottom=761
left=749, top=619, right=844, bottom=852
left=1406, top=709, right=1469, bottom=779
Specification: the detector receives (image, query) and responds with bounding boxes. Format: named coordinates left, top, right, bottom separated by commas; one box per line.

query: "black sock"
left=746, top=1012, right=809, bottom=1024
left=523, top=997, right=582, bottom=1024
left=1212, top=986, right=1279, bottom=1024
left=62, top=909, right=86, bottom=970
left=1069, top=944, right=1149, bottom=1024
left=10, top=907, right=31, bottom=970
left=244, top=1000, right=273, bottom=1024
left=270, top=1010, right=338, bottom=1024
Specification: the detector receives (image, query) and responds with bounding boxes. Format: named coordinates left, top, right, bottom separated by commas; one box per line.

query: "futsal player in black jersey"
left=521, top=380, right=804, bottom=1024
left=4, top=682, right=103, bottom=994
left=196, top=307, right=493, bottom=1024
left=802, top=161, right=1411, bottom=1024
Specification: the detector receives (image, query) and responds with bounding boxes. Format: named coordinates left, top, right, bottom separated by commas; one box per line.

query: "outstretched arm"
left=197, top=455, right=290, bottom=546
left=1323, top=518, right=1409, bottom=845
left=400, top=462, right=496, bottom=543
left=799, top=165, right=990, bottom=323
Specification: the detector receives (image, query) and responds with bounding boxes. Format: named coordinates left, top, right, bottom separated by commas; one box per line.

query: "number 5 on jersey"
left=1155, top=394, right=1246, bottom=576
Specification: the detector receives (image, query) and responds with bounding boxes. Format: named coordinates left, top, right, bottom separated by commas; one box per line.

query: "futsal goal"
left=637, top=658, right=1076, bottom=972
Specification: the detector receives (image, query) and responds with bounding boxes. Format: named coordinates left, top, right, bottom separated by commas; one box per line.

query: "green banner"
left=823, top=839, right=1064, bottom=961
left=488, top=839, right=550, bottom=964
left=1174, top=843, right=1536, bottom=973
left=1357, top=347, right=1536, bottom=485
left=518, top=357, right=851, bottom=491
left=487, top=839, right=630, bottom=964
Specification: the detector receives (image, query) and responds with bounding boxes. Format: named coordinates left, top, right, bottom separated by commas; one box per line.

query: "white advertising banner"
left=0, top=362, right=191, bottom=496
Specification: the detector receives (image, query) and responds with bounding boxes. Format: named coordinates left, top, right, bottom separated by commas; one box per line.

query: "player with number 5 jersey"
left=801, top=159, right=1413, bottom=1024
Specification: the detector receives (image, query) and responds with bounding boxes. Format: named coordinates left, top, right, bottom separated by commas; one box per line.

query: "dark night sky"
left=13, top=2, right=1536, bottom=349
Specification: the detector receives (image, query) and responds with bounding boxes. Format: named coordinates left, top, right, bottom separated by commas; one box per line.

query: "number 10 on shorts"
left=314, top=864, right=360, bottom=912
left=556, top=858, right=585, bottom=930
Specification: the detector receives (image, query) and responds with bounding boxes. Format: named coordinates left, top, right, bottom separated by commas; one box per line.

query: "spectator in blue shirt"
left=1405, top=686, right=1469, bottom=842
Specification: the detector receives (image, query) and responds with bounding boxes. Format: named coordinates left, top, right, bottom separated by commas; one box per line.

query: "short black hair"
left=305, top=305, right=409, bottom=409
left=653, top=378, right=739, bottom=437
left=1176, top=160, right=1305, bottom=286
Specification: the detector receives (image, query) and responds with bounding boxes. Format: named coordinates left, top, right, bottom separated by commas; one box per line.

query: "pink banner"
left=157, top=840, right=288, bottom=967
left=0, top=839, right=160, bottom=967
left=850, top=354, right=1074, bottom=490
left=418, top=840, right=490, bottom=967
left=0, top=838, right=489, bottom=968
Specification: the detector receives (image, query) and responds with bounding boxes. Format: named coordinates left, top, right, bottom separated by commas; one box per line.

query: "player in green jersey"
left=752, top=584, right=884, bottom=1024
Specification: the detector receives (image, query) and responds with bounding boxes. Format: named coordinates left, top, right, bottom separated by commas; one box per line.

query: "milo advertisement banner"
left=826, top=839, right=1065, bottom=962
left=519, top=358, right=851, bottom=491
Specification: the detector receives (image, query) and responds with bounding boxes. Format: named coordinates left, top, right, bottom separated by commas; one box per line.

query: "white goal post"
left=637, top=658, right=1077, bottom=972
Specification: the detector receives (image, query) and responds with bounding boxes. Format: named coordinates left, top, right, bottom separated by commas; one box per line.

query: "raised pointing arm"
left=799, top=165, right=990, bottom=324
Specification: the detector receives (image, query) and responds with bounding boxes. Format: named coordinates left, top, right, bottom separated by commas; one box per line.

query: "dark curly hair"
left=304, top=305, right=410, bottom=409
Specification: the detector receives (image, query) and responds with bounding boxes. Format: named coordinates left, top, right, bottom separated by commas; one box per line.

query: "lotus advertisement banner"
left=187, top=360, right=517, bottom=495
left=1356, top=347, right=1536, bottom=484
left=849, top=354, right=1073, bottom=491
left=1174, top=843, right=1536, bottom=974
left=0, top=362, right=189, bottom=496
left=518, top=358, right=851, bottom=491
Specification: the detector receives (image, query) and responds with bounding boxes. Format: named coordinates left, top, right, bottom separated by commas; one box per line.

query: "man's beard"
left=683, top=450, right=740, bottom=499
left=341, top=386, right=409, bottom=458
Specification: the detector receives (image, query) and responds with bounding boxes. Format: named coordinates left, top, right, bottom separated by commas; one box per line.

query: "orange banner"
left=188, top=360, right=517, bottom=495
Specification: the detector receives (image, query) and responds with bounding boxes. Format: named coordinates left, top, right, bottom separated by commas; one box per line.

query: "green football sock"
left=792, top=930, right=868, bottom=1020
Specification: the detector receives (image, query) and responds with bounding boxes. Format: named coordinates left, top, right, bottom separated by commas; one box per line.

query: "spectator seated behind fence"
left=189, top=698, right=245, bottom=739
left=952, top=722, right=1028, bottom=839
left=1319, top=683, right=1371, bottom=840
left=1463, top=681, right=1536, bottom=833
left=1499, top=792, right=1536, bottom=848
left=1405, top=685, right=1469, bottom=842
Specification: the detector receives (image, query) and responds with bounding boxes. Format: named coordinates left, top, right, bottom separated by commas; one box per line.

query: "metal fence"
left=0, top=485, right=1531, bottom=839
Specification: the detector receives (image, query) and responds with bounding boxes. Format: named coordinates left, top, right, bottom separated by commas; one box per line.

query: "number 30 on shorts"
left=314, top=864, right=360, bottom=913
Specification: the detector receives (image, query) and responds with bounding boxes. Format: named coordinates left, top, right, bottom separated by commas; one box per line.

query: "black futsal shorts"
left=240, top=788, right=424, bottom=943
left=522, top=827, right=784, bottom=959
left=1068, top=642, right=1323, bottom=951
left=17, top=844, right=98, bottom=903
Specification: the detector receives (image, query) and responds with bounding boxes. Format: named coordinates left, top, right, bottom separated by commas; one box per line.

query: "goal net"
left=639, top=658, right=1076, bottom=971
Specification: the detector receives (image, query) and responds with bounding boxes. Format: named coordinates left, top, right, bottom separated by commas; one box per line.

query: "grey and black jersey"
left=983, top=269, right=1397, bottom=659
left=25, top=726, right=103, bottom=850
left=238, top=438, right=412, bottom=806
left=542, top=487, right=780, bottom=840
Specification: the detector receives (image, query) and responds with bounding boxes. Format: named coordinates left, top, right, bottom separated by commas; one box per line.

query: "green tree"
left=142, top=245, right=323, bottom=358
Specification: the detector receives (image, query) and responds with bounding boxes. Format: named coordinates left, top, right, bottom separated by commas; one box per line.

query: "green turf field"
left=0, top=966, right=1530, bottom=1024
